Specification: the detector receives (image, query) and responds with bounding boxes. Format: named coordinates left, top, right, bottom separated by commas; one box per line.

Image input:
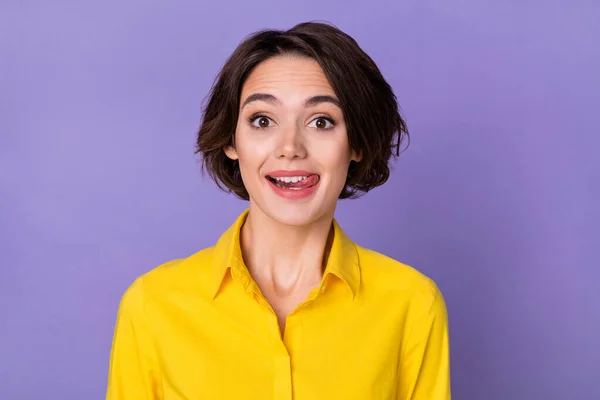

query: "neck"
left=240, top=202, right=335, bottom=296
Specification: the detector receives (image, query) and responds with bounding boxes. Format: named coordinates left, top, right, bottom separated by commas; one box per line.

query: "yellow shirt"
left=106, top=210, right=451, bottom=399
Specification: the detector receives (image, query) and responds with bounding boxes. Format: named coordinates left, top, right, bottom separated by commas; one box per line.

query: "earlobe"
left=224, top=146, right=239, bottom=160
left=351, top=149, right=363, bottom=163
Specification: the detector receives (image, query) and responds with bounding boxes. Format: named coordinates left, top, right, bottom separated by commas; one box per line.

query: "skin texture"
left=224, top=55, right=361, bottom=334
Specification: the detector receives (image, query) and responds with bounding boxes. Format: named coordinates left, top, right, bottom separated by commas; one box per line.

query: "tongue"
left=278, top=175, right=319, bottom=189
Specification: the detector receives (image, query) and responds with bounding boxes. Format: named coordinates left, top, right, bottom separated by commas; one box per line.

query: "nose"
left=274, top=124, right=307, bottom=159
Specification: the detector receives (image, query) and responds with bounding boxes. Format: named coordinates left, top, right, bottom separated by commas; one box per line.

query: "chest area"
left=151, top=295, right=404, bottom=400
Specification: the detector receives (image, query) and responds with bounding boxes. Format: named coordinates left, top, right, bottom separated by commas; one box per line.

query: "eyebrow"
left=241, top=93, right=341, bottom=109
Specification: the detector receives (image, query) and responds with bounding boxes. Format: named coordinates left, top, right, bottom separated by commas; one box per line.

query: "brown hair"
left=195, top=21, right=409, bottom=200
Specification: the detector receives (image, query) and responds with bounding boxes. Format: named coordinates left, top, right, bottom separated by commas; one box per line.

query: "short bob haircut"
left=196, top=21, right=409, bottom=200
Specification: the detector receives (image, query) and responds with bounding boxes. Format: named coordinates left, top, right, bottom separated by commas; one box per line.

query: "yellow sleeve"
left=397, top=284, right=451, bottom=399
left=106, top=277, right=163, bottom=400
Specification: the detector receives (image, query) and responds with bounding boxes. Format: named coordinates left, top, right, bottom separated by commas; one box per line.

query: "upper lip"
left=266, top=170, right=317, bottom=177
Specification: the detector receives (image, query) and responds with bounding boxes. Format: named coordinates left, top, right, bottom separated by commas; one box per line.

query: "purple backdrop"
left=1, top=1, right=598, bottom=399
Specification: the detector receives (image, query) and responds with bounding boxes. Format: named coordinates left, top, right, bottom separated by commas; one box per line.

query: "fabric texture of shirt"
left=106, top=210, right=451, bottom=399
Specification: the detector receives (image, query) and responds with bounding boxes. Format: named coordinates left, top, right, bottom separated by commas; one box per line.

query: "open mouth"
left=266, top=174, right=320, bottom=190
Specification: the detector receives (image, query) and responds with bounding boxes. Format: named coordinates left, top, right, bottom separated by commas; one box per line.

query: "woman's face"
left=225, top=55, right=361, bottom=226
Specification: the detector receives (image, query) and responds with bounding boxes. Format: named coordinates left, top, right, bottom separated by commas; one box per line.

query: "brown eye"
left=259, top=117, right=269, bottom=128
left=251, top=116, right=273, bottom=128
left=309, top=117, right=334, bottom=130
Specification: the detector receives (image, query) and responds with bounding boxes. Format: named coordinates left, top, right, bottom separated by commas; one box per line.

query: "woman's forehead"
left=240, top=56, right=336, bottom=101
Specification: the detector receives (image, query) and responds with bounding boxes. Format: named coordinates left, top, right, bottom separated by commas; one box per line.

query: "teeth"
left=274, top=176, right=307, bottom=183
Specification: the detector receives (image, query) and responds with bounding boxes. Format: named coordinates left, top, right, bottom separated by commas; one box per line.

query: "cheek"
left=233, top=130, right=257, bottom=161
left=316, top=144, right=353, bottom=179
left=234, top=133, right=270, bottom=177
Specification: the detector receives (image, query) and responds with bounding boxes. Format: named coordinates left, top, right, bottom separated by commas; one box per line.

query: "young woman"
left=107, top=22, right=450, bottom=400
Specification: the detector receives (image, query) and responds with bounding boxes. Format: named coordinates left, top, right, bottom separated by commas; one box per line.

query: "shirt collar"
left=210, top=209, right=360, bottom=300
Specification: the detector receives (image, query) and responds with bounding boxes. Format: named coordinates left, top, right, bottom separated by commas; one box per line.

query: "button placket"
left=273, top=350, right=292, bottom=400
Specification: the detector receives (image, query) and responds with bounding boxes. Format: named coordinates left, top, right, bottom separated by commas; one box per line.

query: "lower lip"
left=267, top=177, right=319, bottom=200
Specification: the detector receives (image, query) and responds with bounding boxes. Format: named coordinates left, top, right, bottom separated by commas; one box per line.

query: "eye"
left=308, top=117, right=334, bottom=130
left=250, top=115, right=274, bottom=129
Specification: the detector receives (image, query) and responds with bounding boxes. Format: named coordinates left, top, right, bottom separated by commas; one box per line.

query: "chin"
left=254, top=197, right=334, bottom=228
left=246, top=178, right=342, bottom=227
left=271, top=205, right=327, bottom=227
left=273, top=212, right=322, bottom=227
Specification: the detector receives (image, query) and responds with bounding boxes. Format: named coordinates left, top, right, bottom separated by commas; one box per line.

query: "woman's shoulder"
left=354, top=244, right=443, bottom=305
left=120, top=246, right=217, bottom=302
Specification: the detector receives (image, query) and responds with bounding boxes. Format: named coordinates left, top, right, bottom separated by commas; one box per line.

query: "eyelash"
left=248, top=114, right=336, bottom=130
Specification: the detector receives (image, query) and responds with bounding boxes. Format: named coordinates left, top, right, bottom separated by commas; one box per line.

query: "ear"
left=224, top=145, right=239, bottom=161
left=351, top=148, right=363, bottom=163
